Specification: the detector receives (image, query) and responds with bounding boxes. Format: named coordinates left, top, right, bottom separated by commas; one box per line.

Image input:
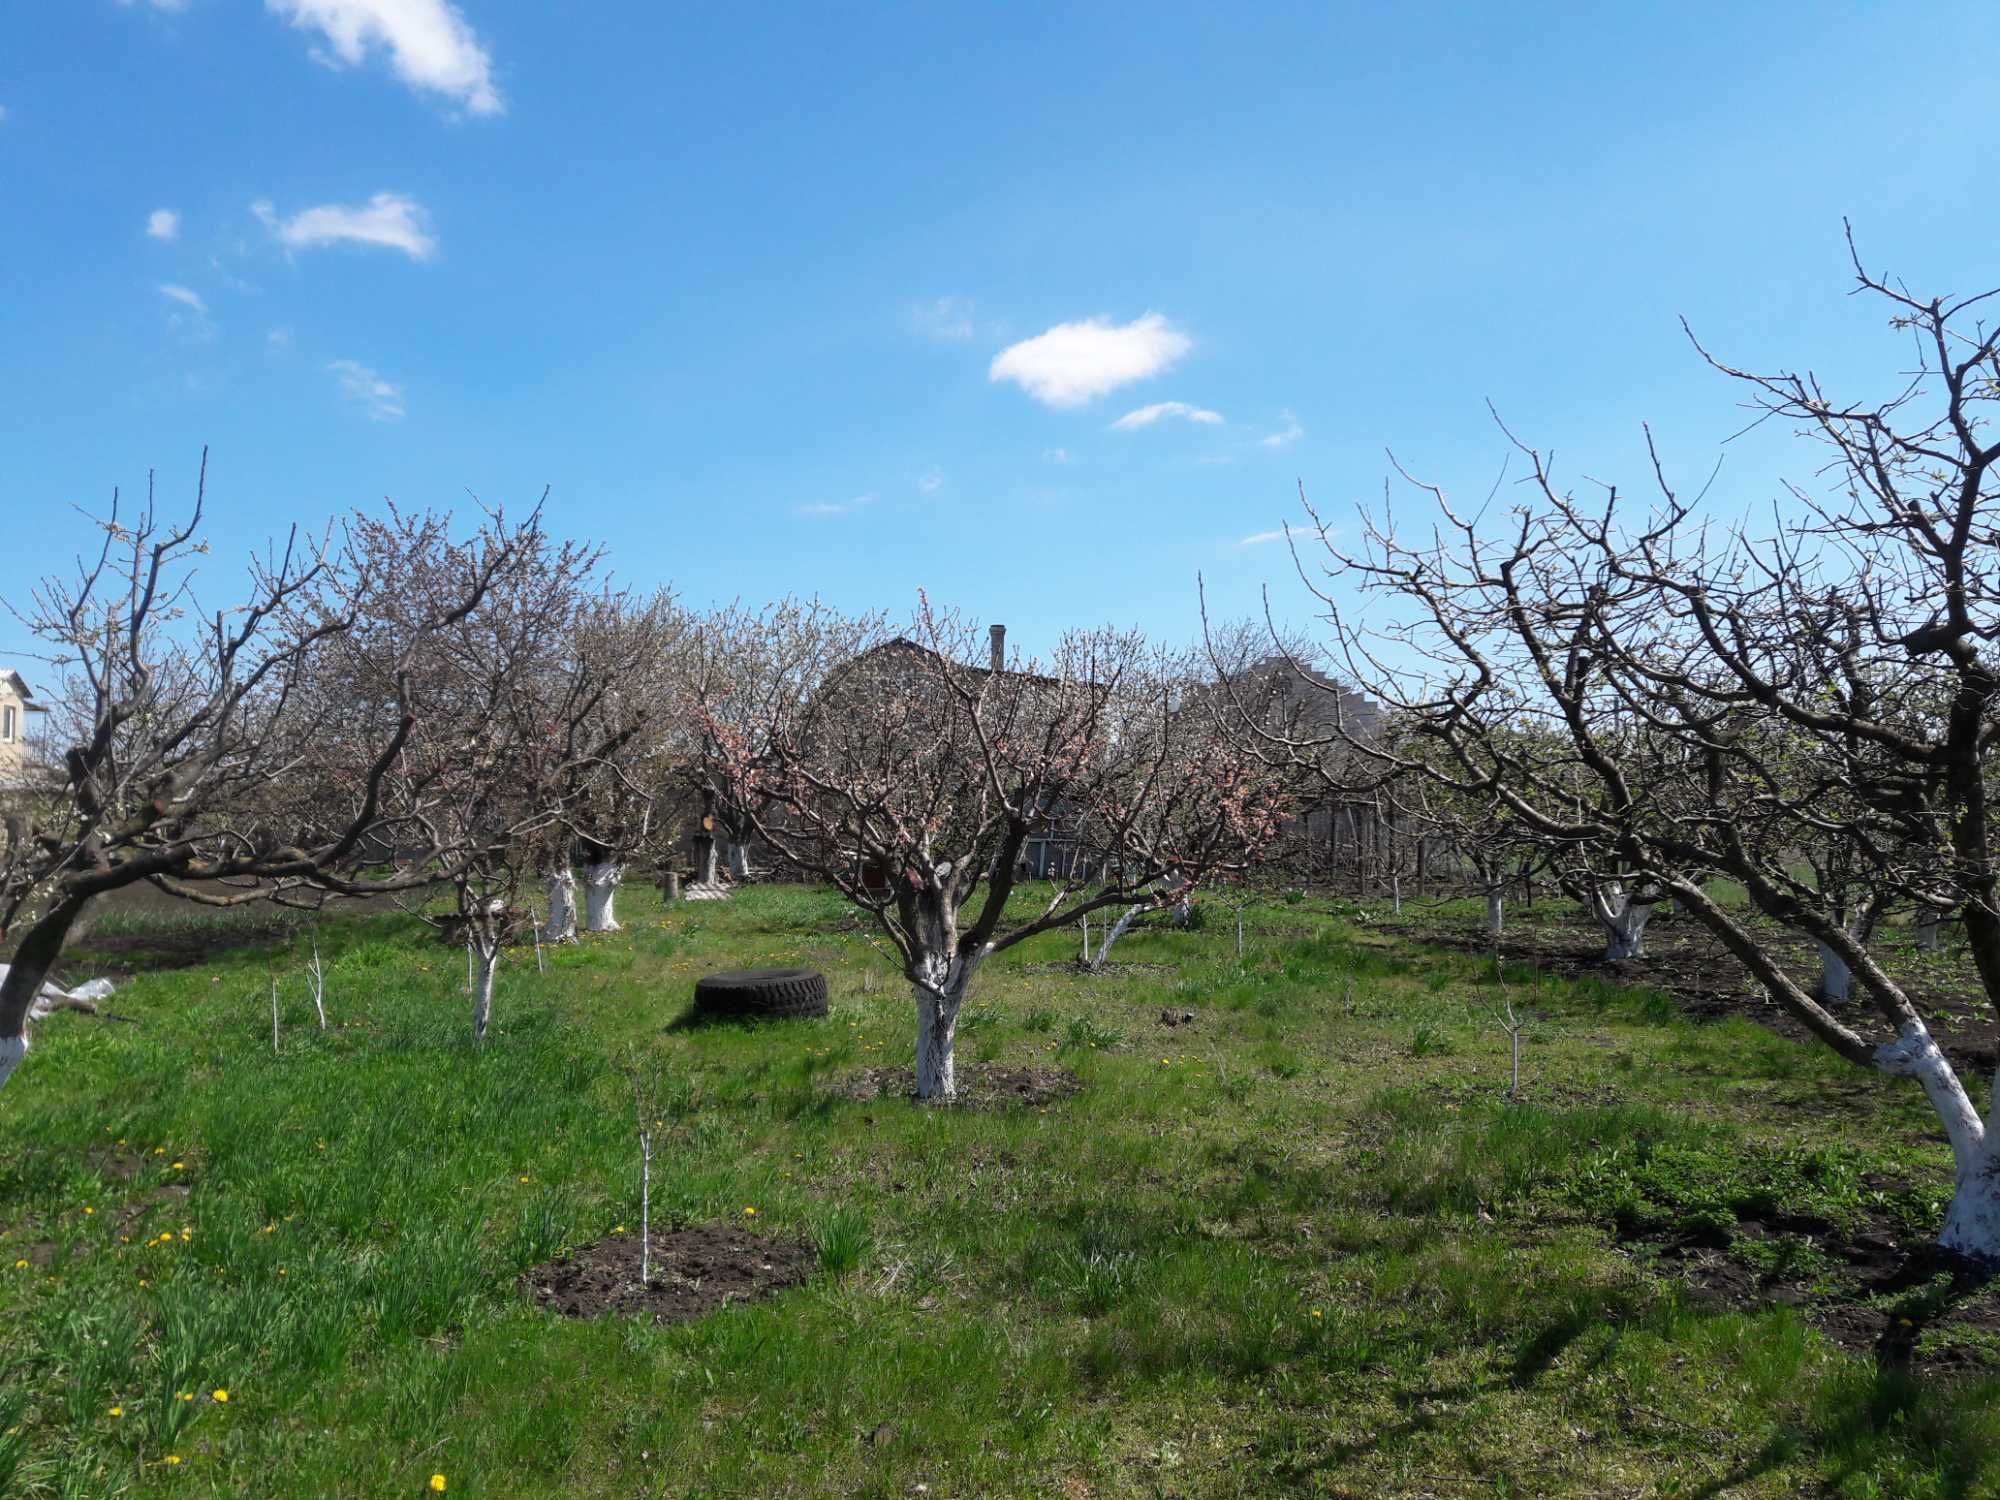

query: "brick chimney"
left=989, top=623, right=1006, bottom=675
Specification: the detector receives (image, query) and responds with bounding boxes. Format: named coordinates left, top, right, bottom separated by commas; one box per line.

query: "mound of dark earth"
left=521, top=1223, right=814, bottom=1324
left=838, top=1063, right=1081, bottom=1109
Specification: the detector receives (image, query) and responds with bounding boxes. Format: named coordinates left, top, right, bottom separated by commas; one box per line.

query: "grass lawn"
left=0, top=883, right=1994, bottom=1497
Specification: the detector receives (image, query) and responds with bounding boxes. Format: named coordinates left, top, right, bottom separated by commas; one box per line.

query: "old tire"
left=693, top=967, right=829, bottom=1021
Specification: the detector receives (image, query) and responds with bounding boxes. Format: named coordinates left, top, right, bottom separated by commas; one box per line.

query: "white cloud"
left=917, top=467, right=943, bottom=495
left=268, top=326, right=293, bottom=348
left=989, top=312, right=1190, bottom=408
left=265, top=0, right=502, bottom=115
left=1236, top=529, right=1288, bottom=547
left=159, top=283, right=207, bottom=315
left=253, top=192, right=436, bottom=260
left=1259, top=411, right=1305, bottom=449
left=794, top=493, right=877, bottom=519
left=911, top=296, right=974, bottom=341
left=328, top=358, right=405, bottom=420
left=1110, top=400, right=1224, bottom=432
left=146, top=208, right=182, bottom=241
left=1043, top=447, right=1072, bottom=465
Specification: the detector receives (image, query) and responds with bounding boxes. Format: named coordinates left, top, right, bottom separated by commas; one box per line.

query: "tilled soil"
left=835, top=1063, right=1082, bottom=1109
left=520, top=1222, right=815, bottom=1324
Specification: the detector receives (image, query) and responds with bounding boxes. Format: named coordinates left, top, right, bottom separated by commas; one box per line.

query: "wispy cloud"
left=328, top=358, right=405, bottom=420
left=911, top=296, right=974, bottom=342
left=794, top=493, right=878, bottom=519
left=265, top=0, right=503, bottom=115
left=989, top=312, right=1190, bottom=408
left=159, top=283, right=207, bottom=315
left=268, top=326, right=293, bottom=349
left=1236, top=529, right=1288, bottom=547
left=1259, top=411, right=1305, bottom=449
left=146, top=208, right=182, bottom=241
left=253, top=192, right=436, bottom=260
left=1044, top=447, right=1072, bottom=465
left=1110, top=400, right=1223, bottom=432
left=917, top=467, right=943, bottom=495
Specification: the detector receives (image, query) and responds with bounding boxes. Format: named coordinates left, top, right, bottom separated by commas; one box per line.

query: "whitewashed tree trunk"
left=584, top=861, right=623, bottom=932
left=1485, top=892, right=1504, bottom=937
left=543, top=869, right=579, bottom=943
left=1876, top=1023, right=2000, bottom=1258
left=470, top=937, right=499, bottom=1042
left=1918, top=908, right=1943, bottom=953
left=700, top=840, right=721, bottom=887
left=1589, top=882, right=1653, bottom=960
left=726, top=841, right=750, bottom=881
left=1090, top=903, right=1147, bottom=972
left=1817, top=938, right=1854, bottom=1004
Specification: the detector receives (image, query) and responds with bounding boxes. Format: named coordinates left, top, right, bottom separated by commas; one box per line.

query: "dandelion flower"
left=518, top=1176, right=530, bottom=1185
left=211, top=1389, right=228, bottom=1403
left=613, top=1225, right=626, bottom=1234
left=153, top=1148, right=165, bottom=1156
left=171, top=1161, right=185, bottom=1171
left=83, top=1206, right=94, bottom=1216
left=430, top=1475, right=448, bottom=1492
left=263, top=1224, right=275, bottom=1234
left=107, top=1405, right=123, bottom=1418
left=178, top=1391, right=193, bottom=1402
left=166, top=1454, right=182, bottom=1465
left=743, top=1206, right=757, bottom=1216
left=12, top=1260, right=25, bottom=1270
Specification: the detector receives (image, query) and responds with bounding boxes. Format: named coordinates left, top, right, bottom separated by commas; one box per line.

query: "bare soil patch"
left=1620, top=1206, right=2000, bottom=1374
left=836, top=1063, right=1082, bottom=1109
left=520, top=1222, right=815, bottom=1324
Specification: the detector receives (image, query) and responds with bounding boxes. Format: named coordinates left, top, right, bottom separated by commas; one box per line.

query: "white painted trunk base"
left=1592, top=885, right=1652, bottom=961
left=1918, top=911, right=1942, bottom=953
left=543, top=870, right=579, bottom=943
left=471, top=944, right=499, bottom=1042
left=914, top=986, right=961, bottom=1100
left=1091, top=904, right=1147, bottom=972
left=1485, top=894, right=1504, bottom=937
left=726, top=842, right=750, bottom=880
left=1875, top=1022, right=1999, bottom=1259
left=0, top=1035, right=25, bottom=1091
left=584, top=862, right=623, bottom=932
left=1817, top=940, right=1853, bottom=1004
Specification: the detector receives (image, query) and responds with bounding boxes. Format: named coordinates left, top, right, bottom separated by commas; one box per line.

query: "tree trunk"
left=543, top=868, right=579, bottom=943
left=1090, top=903, right=1147, bottom=972
left=584, top=861, right=623, bottom=932
left=1919, top=908, right=1943, bottom=953
left=1590, top=882, right=1653, bottom=961
left=1817, top=939, right=1854, bottom=1004
left=726, top=841, right=750, bottom=881
left=914, top=983, right=961, bottom=1100
left=700, top=840, right=720, bottom=886
left=0, top=895, right=91, bottom=1091
left=1875, top=1023, right=1999, bottom=1258
left=1485, top=892, right=1504, bottom=937
left=470, top=938, right=499, bottom=1042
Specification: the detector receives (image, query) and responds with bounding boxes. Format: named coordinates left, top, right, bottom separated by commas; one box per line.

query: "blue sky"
left=4, top=1, right=1996, bottom=668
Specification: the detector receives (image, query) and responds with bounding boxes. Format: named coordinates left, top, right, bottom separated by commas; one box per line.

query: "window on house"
left=1, top=706, right=14, bottom=742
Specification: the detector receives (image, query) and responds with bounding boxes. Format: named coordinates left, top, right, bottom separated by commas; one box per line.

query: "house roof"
left=0, top=668, right=44, bottom=709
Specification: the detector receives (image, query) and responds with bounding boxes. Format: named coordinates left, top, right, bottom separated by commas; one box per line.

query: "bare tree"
left=1267, top=236, right=2000, bottom=1258
left=694, top=599, right=1287, bottom=1099
left=0, top=458, right=524, bottom=1088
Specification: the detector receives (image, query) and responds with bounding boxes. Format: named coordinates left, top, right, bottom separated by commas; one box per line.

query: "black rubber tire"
left=693, top=967, right=829, bottom=1021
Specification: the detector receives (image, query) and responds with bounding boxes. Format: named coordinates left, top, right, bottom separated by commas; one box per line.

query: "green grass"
left=0, top=882, right=1989, bottom=1496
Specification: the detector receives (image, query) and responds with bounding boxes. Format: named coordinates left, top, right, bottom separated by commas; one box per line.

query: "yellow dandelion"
left=277, top=1267, right=287, bottom=1276
left=263, top=1224, right=275, bottom=1234
left=83, top=1206, right=94, bottom=1216
left=166, top=1454, right=182, bottom=1466
left=518, top=1176, right=530, bottom=1185
left=613, top=1225, right=626, bottom=1234
left=743, top=1205, right=757, bottom=1216
left=107, top=1405, right=123, bottom=1418
left=153, top=1148, right=165, bottom=1156
left=211, top=1389, right=228, bottom=1403
left=430, top=1475, right=448, bottom=1493
left=178, top=1391, right=193, bottom=1402
left=138, top=1279, right=149, bottom=1287
left=12, top=1259, right=25, bottom=1270
left=171, top=1161, right=185, bottom=1171
left=1311, top=1309, right=1323, bottom=1318
left=180, top=1230, right=192, bottom=1241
